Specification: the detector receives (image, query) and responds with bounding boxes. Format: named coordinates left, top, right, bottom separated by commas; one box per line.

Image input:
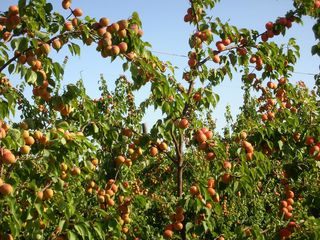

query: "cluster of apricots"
left=21, top=125, right=48, bottom=146
left=306, top=136, right=320, bottom=160
left=183, top=7, right=203, bottom=23
left=258, top=77, right=300, bottom=122
left=117, top=195, right=133, bottom=233
left=249, top=54, right=264, bottom=71
left=0, top=120, right=10, bottom=140
left=0, top=77, right=12, bottom=93
left=60, top=162, right=81, bottom=180
left=61, top=0, right=142, bottom=60
left=189, top=184, right=202, bottom=200
left=261, top=16, right=295, bottom=42
left=190, top=29, right=212, bottom=48
left=194, top=127, right=215, bottom=161
left=241, top=138, right=254, bottom=161
left=163, top=206, right=185, bottom=239
left=206, top=178, right=220, bottom=203
left=0, top=5, right=20, bottom=42
left=278, top=187, right=297, bottom=239
left=115, top=155, right=132, bottom=167
left=188, top=51, right=198, bottom=68
left=96, top=180, right=118, bottom=209
left=32, top=78, right=51, bottom=102
left=220, top=160, right=232, bottom=184
left=148, top=141, right=168, bottom=157
left=279, top=189, right=295, bottom=220
left=19, top=130, right=34, bottom=154
left=36, top=187, right=54, bottom=201
left=216, top=38, right=232, bottom=52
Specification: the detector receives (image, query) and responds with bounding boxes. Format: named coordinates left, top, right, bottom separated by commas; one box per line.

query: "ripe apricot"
left=207, top=178, right=215, bottom=188
left=108, top=23, right=120, bottom=33
left=52, top=39, right=62, bottom=50
left=118, top=20, right=128, bottom=30
left=193, top=92, right=201, bottom=101
left=196, top=132, right=207, bottom=143
left=0, top=183, right=13, bottom=195
left=3, top=32, right=12, bottom=42
left=305, top=136, right=315, bottom=145
left=216, top=42, right=226, bottom=51
left=91, top=158, right=99, bottom=166
left=173, top=222, right=183, bottom=231
left=71, top=167, right=81, bottom=176
left=64, top=22, right=73, bottom=31
left=111, top=45, right=120, bottom=56
left=159, top=142, right=168, bottom=151
left=286, top=198, right=294, bottom=205
left=221, top=173, right=232, bottom=184
left=115, top=155, right=126, bottom=165
left=223, top=161, right=232, bottom=170
left=208, top=187, right=216, bottom=197
left=73, top=8, right=83, bottom=17
left=190, top=185, right=199, bottom=195
left=0, top=128, right=6, bottom=139
left=99, top=17, right=109, bottom=27
left=37, top=191, right=43, bottom=200
left=1, top=149, right=16, bottom=164
left=118, top=42, right=128, bottom=53
left=20, top=145, right=31, bottom=154
left=25, top=136, right=35, bottom=145
left=265, top=21, right=274, bottom=30
left=163, top=229, right=173, bottom=239
left=178, top=118, right=189, bottom=129
left=62, top=0, right=71, bottom=9
left=188, top=58, right=197, bottom=68
left=44, top=188, right=54, bottom=200
left=9, top=5, right=19, bottom=15
left=212, top=54, right=220, bottom=63
left=149, top=147, right=158, bottom=157
left=286, top=190, right=294, bottom=199
left=206, top=152, right=216, bottom=160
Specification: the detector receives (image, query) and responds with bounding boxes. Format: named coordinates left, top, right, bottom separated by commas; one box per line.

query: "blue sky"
left=1, top=0, right=318, bottom=131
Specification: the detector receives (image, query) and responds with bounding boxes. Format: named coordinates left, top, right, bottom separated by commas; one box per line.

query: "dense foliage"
left=0, top=0, right=319, bottom=239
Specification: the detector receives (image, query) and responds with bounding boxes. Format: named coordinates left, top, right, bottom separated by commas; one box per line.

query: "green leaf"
left=25, top=69, right=37, bottom=84
left=93, top=223, right=105, bottom=240
left=278, top=140, right=284, bottom=150
left=52, top=62, right=64, bottom=80
left=123, top=62, right=129, bottom=72
left=17, top=37, right=29, bottom=52
left=58, top=220, right=66, bottom=231
left=229, top=53, right=237, bottom=66
left=18, top=0, right=26, bottom=14
left=74, top=224, right=87, bottom=238
left=8, top=64, right=15, bottom=74
left=162, top=102, right=171, bottom=114
left=73, top=44, right=81, bottom=56
left=108, top=219, right=118, bottom=230
left=93, top=123, right=99, bottom=133
left=185, top=222, right=193, bottom=233
left=67, top=230, right=78, bottom=240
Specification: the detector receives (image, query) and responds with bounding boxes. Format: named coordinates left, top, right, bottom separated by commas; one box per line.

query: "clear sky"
left=1, top=0, right=318, bottom=131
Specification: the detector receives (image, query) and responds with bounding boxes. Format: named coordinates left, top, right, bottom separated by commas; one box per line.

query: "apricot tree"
left=0, top=0, right=319, bottom=239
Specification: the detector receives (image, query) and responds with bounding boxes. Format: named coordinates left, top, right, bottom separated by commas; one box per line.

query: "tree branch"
left=0, top=30, right=82, bottom=73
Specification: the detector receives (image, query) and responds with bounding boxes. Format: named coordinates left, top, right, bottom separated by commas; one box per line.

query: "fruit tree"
left=0, top=0, right=320, bottom=239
